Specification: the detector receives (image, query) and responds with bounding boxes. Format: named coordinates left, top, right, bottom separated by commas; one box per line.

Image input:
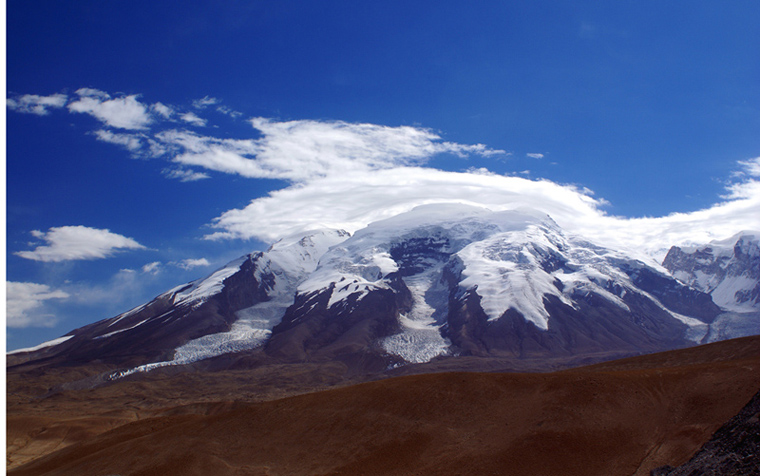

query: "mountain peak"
left=9, top=207, right=758, bottom=379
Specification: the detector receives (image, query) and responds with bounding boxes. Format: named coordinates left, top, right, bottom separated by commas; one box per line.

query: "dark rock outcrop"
left=651, top=388, right=760, bottom=476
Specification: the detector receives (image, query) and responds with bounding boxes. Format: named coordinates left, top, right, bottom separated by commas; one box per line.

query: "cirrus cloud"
left=15, top=226, right=146, bottom=262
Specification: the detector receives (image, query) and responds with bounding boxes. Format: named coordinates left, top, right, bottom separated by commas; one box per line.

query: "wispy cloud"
left=170, top=118, right=505, bottom=182
left=171, top=258, right=210, bottom=270
left=162, top=167, right=210, bottom=182
left=93, top=129, right=144, bottom=151
left=141, top=261, right=162, bottom=275
left=9, top=87, right=506, bottom=186
left=526, top=153, right=544, bottom=159
left=180, top=112, right=207, bottom=127
left=15, top=226, right=146, bottom=262
left=192, top=96, right=219, bottom=109
left=7, top=93, right=68, bottom=115
left=216, top=105, right=242, bottom=118
left=67, top=88, right=153, bottom=130
left=6, top=282, right=70, bottom=328
left=151, top=102, right=174, bottom=119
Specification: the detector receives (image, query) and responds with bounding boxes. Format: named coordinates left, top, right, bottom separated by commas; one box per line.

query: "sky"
left=5, top=1, right=760, bottom=351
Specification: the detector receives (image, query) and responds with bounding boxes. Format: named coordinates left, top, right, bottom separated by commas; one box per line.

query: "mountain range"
left=10, top=204, right=760, bottom=379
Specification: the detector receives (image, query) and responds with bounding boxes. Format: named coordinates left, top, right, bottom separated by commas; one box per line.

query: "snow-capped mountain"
left=12, top=229, right=348, bottom=368
left=661, top=231, right=760, bottom=343
left=10, top=205, right=758, bottom=377
left=663, top=231, right=760, bottom=311
left=266, top=204, right=719, bottom=368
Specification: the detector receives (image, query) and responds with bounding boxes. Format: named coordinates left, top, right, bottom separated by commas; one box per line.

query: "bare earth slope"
left=8, top=336, right=760, bottom=476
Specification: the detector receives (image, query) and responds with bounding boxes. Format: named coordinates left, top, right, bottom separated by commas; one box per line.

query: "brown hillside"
left=8, top=336, right=760, bottom=476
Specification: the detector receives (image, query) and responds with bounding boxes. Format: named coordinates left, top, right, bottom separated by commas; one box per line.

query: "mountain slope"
left=8, top=229, right=349, bottom=369
left=266, top=204, right=718, bottom=368
left=8, top=204, right=751, bottom=379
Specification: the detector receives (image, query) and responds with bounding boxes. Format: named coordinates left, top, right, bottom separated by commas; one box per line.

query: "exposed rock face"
left=663, top=232, right=760, bottom=312
left=651, top=389, right=760, bottom=476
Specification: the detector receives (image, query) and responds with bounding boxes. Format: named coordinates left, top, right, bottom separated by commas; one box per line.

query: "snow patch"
left=8, top=335, right=74, bottom=354
left=173, top=256, right=247, bottom=304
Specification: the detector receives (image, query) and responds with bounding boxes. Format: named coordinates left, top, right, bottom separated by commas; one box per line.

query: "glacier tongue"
left=381, top=266, right=451, bottom=364
left=112, top=229, right=350, bottom=378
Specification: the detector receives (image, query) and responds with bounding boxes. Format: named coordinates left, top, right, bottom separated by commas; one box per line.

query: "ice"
left=381, top=268, right=451, bottom=363
left=703, top=311, right=760, bottom=343
left=171, top=299, right=292, bottom=363
left=110, top=228, right=349, bottom=378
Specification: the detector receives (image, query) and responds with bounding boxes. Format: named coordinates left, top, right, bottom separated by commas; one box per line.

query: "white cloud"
left=7, top=93, right=68, bottom=115
left=15, top=226, right=146, bottom=262
left=162, top=167, right=210, bottom=182
left=216, top=105, right=242, bottom=118
left=151, top=102, right=174, bottom=119
left=141, top=261, right=162, bottom=275
left=729, top=156, right=760, bottom=183
left=68, top=88, right=152, bottom=129
left=206, top=161, right=760, bottom=264
left=10, top=87, right=760, bottom=264
left=6, top=282, right=70, bottom=328
left=162, top=119, right=506, bottom=182
left=172, top=258, right=210, bottom=270
left=180, top=112, right=207, bottom=127
left=206, top=167, right=607, bottom=242
left=93, top=129, right=144, bottom=151
left=193, top=96, right=219, bottom=109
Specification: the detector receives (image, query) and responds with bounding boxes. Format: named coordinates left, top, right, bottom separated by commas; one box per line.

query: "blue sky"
left=6, top=1, right=760, bottom=351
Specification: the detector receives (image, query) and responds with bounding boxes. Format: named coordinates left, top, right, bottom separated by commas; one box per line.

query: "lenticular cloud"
left=207, top=160, right=760, bottom=263
left=206, top=167, right=607, bottom=243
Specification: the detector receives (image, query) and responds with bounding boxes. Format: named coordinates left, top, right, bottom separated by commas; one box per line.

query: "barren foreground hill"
left=8, top=335, right=760, bottom=476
